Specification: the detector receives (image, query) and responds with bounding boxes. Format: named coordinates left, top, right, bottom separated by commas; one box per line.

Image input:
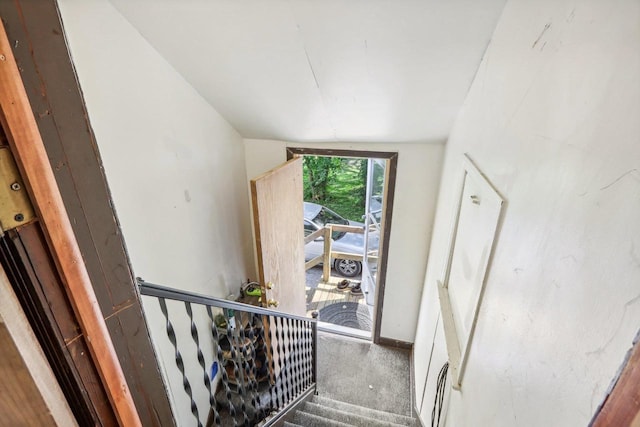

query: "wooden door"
left=250, top=157, right=306, bottom=316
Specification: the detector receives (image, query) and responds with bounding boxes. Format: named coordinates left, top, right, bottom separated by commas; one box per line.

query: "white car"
left=303, top=202, right=379, bottom=277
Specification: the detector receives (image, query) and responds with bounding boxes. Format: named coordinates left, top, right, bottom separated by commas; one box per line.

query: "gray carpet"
left=318, top=302, right=372, bottom=332
left=316, top=332, right=413, bottom=417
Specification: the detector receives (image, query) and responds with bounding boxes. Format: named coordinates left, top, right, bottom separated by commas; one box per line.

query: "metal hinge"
left=0, top=146, right=35, bottom=234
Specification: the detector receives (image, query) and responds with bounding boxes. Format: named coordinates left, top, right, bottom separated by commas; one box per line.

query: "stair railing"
left=138, top=279, right=317, bottom=427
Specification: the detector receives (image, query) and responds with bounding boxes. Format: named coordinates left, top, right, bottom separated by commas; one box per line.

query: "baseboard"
left=410, top=342, right=416, bottom=418
left=378, top=336, right=413, bottom=350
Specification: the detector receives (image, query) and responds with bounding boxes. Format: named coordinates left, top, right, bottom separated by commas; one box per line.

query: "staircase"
left=284, top=395, right=418, bottom=427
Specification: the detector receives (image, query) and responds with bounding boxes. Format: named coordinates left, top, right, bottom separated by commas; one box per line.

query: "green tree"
left=303, top=156, right=367, bottom=222
left=303, top=156, right=342, bottom=203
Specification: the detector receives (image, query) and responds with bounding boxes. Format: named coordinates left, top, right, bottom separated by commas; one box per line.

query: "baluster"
left=206, top=306, right=238, bottom=427
left=245, top=312, right=264, bottom=422
left=295, top=319, right=303, bottom=394
left=300, top=320, right=308, bottom=390
left=281, top=317, right=291, bottom=405
left=305, top=320, right=312, bottom=388
left=290, top=318, right=300, bottom=397
left=159, top=298, right=202, bottom=427
left=307, top=321, right=313, bottom=387
left=300, top=320, right=309, bottom=390
left=276, top=316, right=288, bottom=407
left=285, top=317, right=296, bottom=404
left=312, top=318, right=318, bottom=385
left=295, top=318, right=303, bottom=395
left=236, top=312, right=253, bottom=426
left=266, top=315, right=279, bottom=411
left=226, top=313, right=249, bottom=426
left=252, top=315, right=269, bottom=419
left=292, top=318, right=300, bottom=402
left=301, top=320, right=308, bottom=391
left=186, top=302, right=219, bottom=426
left=205, top=305, right=224, bottom=426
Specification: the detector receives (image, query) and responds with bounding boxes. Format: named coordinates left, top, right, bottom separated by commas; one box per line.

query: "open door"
left=362, top=159, right=386, bottom=307
left=251, top=157, right=306, bottom=316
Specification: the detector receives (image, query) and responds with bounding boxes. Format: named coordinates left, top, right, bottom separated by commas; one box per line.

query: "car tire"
left=334, top=259, right=362, bottom=278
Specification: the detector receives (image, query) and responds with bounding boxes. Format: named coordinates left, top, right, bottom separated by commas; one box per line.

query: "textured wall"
left=414, top=0, right=640, bottom=425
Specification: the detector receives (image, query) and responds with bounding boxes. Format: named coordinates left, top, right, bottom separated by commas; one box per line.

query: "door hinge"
left=0, top=146, right=35, bottom=233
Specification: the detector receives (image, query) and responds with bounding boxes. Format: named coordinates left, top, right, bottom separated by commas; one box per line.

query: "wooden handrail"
left=0, top=22, right=140, bottom=426
left=304, top=227, right=324, bottom=244
left=330, top=224, right=365, bottom=234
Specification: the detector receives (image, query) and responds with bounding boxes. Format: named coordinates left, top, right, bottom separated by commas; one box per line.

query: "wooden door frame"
left=0, top=2, right=173, bottom=425
left=0, top=262, right=78, bottom=426
left=286, top=147, right=398, bottom=344
left=0, top=17, right=139, bottom=426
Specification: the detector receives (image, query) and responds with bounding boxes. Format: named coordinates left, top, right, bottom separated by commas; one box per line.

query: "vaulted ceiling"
left=109, top=0, right=506, bottom=143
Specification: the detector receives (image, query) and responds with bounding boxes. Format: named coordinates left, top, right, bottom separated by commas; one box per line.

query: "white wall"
left=57, top=1, right=255, bottom=424
left=245, top=139, right=444, bottom=342
left=413, top=0, right=640, bottom=425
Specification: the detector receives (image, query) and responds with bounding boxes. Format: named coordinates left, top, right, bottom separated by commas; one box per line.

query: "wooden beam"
left=0, top=21, right=140, bottom=427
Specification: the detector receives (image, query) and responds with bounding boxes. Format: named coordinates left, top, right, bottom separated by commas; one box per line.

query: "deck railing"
left=304, top=224, right=378, bottom=282
left=138, top=279, right=317, bottom=426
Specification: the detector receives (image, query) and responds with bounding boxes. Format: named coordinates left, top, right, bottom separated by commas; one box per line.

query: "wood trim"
left=0, top=263, right=77, bottom=426
left=0, top=20, right=140, bottom=426
left=378, top=336, right=413, bottom=350
left=287, top=146, right=398, bottom=160
left=373, top=153, right=397, bottom=344
left=590, top=331, right=640, bottom=427
left=286, top=147, right=398, bottom=344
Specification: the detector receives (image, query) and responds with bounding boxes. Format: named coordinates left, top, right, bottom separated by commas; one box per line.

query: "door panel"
left=251, top=157, right=306, bottom=316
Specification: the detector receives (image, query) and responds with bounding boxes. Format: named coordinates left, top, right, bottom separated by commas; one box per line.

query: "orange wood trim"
left=591, top=335, right=640, bottom=427
left=0, top=21, right=141, bottom=427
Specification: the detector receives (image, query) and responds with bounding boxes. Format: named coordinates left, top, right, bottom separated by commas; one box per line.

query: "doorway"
left=287, top=148, right=397, bottom=343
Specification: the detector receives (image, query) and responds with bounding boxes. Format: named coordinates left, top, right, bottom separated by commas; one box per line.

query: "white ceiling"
left=109, top=0, right=506, bottom=143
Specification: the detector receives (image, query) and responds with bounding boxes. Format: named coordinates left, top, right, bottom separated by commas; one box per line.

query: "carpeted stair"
left=284, top=395, right=417, bottom=427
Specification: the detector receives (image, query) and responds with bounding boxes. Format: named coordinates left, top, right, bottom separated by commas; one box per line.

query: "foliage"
left=303, top=156, right=368, bottom=222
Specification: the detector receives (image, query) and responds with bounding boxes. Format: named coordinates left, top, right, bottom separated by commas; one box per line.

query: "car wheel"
left=334, top=259, right=362, bottom=278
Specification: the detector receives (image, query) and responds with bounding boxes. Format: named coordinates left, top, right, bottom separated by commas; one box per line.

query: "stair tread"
left=283, top=422, right=304, bottom=427
left=293, top=410, right=354, bottom=427
left=303, top=401, right=408, bottom=427
left=312, top=395, right=415, bottom=425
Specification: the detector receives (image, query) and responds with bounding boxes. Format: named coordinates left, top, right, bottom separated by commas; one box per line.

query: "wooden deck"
left=305, top=274, right=368, bottom=317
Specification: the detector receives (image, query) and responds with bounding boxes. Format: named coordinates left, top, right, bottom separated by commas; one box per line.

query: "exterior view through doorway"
left=287, top=148, right=397, bottom=343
